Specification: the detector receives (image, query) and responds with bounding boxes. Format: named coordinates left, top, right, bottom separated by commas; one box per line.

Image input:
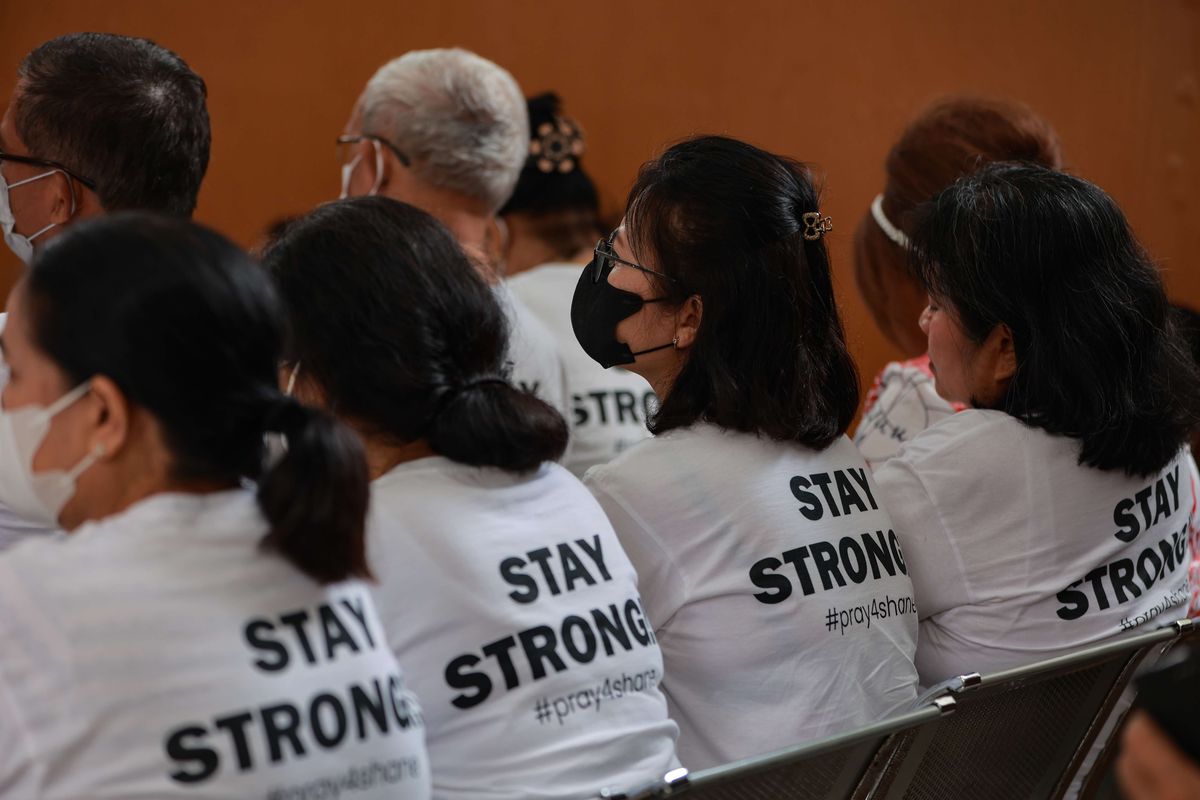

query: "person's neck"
left=362, top=436, right=437, bottom=481
left=396, top=187, right=497, bottom=283
left=505, top=242, right=592, bottom=278
left=637, top=365, right=675, bottom=407
left=63, top=470, right=234, bottom=532
left=438, top=208, right=491, bottom=262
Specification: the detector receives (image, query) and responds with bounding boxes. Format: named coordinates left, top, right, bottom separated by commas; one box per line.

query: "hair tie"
left=459, top=376, right=508, bottom=393
left=436, top=375, right=509, bottom=409
left=422, top=376, right=509, bottom=433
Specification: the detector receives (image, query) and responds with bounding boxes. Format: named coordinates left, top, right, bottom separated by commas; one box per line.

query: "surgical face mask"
left=339, top=140, right=384, bottom=200
left=570, top=252, right=677, bottom=369
left=0, top=381, right=102, bottom=526
left=0, top=167, right=65, bottom=265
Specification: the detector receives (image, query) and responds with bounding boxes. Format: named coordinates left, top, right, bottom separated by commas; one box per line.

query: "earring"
left=672, top=337, right=679, bottom=348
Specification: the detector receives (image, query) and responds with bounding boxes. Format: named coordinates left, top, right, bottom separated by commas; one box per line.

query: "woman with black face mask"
left=572, top=135, right=919, bottom=770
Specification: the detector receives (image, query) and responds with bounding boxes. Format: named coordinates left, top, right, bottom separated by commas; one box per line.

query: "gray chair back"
left=599, top=700, right=954, bottom=800
left=598, top=619, right=1196, bottom=800
left=873, top=619, right=1193, bottom=800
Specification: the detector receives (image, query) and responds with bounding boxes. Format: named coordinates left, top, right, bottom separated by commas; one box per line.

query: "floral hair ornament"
left=529, top=115, right=586, bottom=174
left=802, top=212, right=834, bottom=241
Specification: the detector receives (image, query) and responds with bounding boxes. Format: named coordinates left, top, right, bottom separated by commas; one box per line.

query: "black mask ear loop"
left=628, top=297, right=678, bottom=357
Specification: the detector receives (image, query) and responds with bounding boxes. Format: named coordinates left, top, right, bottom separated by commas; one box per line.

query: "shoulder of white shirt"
left=585, top=422, right=742, bottom=493
left=883, top=408, right=1025, bottom=468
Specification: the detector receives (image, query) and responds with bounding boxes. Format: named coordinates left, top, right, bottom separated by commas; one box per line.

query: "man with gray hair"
left=338, top=47, right=568, bottom=420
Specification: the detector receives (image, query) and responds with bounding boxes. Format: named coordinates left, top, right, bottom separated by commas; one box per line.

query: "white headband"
left=870, top=194, right=911, bottom=250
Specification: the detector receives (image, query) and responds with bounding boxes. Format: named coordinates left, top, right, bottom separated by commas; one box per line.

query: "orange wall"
left=2, top=0, right=1198, bottom=386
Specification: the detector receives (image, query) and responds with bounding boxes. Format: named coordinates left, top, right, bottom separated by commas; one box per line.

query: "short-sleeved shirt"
left=854, top=355, right=964, bottom=469
left=585, top=424, right=919, bottom=769
left=874, top=410, right=1197, bottom=685
left=0, top=490, right=431, bottom=799
left=369, top=457, right=678, bottom=800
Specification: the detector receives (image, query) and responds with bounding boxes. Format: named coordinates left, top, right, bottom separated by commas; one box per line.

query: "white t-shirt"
left=495, top=283, right=570, bottom=423
left=873, top=410, right=1197, bottom=686
left=585, top=425, right=920, bottom=770
left=854, top=356, right=962, bottom=470
left=0, top=490, right=431, bottom=800
left=0, top=505, right=58, bottom=551
left=0, top=312, right=58, bottom=551
left=368, top=457, right=679, bottom=800
left=509, top=264, right=655, bottom=476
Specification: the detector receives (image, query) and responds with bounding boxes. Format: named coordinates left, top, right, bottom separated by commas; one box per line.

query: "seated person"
left=0, top=214, right=429, bottom=798
left=852, top=97, right=1062, bottom=466
left=874, top=162, right=1200, bottom=685
left=577, top=136, right=919, bottom=769
left=503, top=93, right=655, bottom=475
left=336, top=48, right=568, bottom=422
left=264, top=196, right=678, bottom=800
left=0, top=32, right=211, bottom=548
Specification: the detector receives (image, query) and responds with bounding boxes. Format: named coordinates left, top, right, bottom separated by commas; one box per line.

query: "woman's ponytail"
left=426, top=378, right=568, bottom=472
left=257, top=397, right=372, bottom=584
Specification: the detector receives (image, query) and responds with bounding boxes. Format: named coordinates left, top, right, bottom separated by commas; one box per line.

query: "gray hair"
left=361, top=48, right=529, bottom=212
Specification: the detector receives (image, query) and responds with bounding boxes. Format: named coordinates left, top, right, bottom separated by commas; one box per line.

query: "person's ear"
left=673, top=295, right=704, bottom=349
left=982, top=322, right=1017, bottom=396
left=47, top=172, right=79, bottom=225
left=85, top=375, right=131, bottom=461
left=991, top=322, right=1016, bottom=382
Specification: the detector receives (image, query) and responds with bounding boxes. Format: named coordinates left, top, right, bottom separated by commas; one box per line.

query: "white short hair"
left=362, top=48, right=528, bottom=212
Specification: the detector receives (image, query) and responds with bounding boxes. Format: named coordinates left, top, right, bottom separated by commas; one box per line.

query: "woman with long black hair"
left=874, top=162, right=1200, bottom=685
left=573, top=136, right=919, bottom=769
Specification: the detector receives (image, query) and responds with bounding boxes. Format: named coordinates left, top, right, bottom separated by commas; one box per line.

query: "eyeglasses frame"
left=0, top=150, right=96, bottom=191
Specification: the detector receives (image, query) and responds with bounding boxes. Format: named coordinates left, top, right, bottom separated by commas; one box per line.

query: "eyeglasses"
left=589, top=229, right=678, bottom=285
left=336, top=134, right=410, bottom=168
left=0, top=150, right=96, bottom=191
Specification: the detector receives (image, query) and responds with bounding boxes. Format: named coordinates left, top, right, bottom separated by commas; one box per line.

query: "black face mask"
left=571, top=255, right=676, bottom=369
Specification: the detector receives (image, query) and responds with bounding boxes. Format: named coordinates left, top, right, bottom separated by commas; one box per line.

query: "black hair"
left=500, top=93, right=599, bottom=216
left=27, top=213, right=369, bottom=584
left=911, top=162, right=1200, bottom=476
left=263, top=196, right=567, bottom=472
left=625, top=135, right=859, bottom=447
left=1172, top=305, right=1200, bottom=368
left=15, top=33, right=211, bottom=216
left=499, top=93, right=601, bottom=264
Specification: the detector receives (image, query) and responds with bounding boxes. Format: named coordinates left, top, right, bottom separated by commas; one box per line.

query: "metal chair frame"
left=598, top=619, right=1195, bottom=800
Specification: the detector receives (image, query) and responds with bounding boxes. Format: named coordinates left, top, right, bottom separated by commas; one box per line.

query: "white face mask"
left=0, top=167, right=65, bottom=265
left=339, top=139, right=384, bottom=200
left=0, top=381, right=103, bottom=526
